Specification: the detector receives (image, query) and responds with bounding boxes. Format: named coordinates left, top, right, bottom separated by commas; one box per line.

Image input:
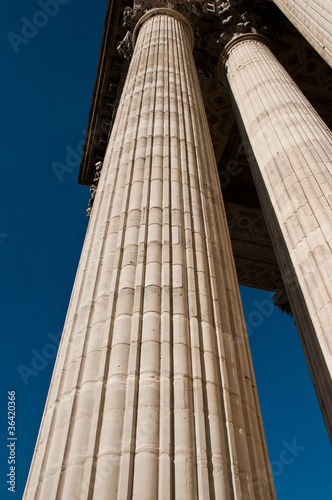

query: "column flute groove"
left=116, top=19, right=158, bottom=498
left=94, top=17, right=159, bottom=499
left=86, top=33, right=151, bottom=497
left=176, top=24, right=231, bottom=497
left=131, top=16, right=162, bottom=500
left=171, top=17, right=198, bottom=498
left=175, top=16, right=226, bottom=497
left=156, top=15, right=174, bottom=499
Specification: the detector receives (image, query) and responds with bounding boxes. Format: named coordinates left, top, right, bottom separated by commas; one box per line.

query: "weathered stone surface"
left=24, top=10, right=275, bottom=500
left=220, top=32, right=332, bottom=440
left=272, top=0, right=332, bottom=68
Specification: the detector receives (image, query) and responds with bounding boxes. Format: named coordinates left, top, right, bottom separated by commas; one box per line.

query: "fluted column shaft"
left=272, top=0, right=332, bottom=68
left=24, top=11, right=276, bottom=500
left=220, top=34, right=332, bottom=439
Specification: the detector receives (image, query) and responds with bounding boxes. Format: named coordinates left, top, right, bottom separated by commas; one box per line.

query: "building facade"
left=24, top=1, right=331, bottom=498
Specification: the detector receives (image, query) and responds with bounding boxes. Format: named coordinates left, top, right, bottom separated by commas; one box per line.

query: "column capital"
left=198, top=0, right=281, bottom=80
left=132, top=8, right=194, bottom=49
left=123, top=0, right=205, bottom=33
left=119, top=1, right=204, bottom=58
left=216, top=0, right=269, bottom=47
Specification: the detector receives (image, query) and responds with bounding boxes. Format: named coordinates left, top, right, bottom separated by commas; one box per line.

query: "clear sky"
left=0, top=1, right=331, bottom=499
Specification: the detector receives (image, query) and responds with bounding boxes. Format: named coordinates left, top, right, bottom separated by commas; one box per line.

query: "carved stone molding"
left=119, top=0, right=207, bottom=56
left=216, top=0, right=268, bottom=47
left=117, top=0, right=284, bottom=79
left=272, top=290, right=293, bottom=317
left=123, top=0, right=207, bottom=30
left=196, top=0, right=284, bottom=78
left=117, top=31, right=133, bottom=60
left=86, top=161, right=103, bottom=218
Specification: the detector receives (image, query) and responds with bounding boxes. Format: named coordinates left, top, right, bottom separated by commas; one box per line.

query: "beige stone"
left=272, top=0, right=332, bottom=68
left=220, top=32, right=332, bottom=439
left=24, top=9, right=275, bottom=500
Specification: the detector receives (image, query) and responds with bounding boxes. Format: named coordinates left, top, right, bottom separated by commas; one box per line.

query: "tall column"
left=272, top=0, right=332, bottom=68
left=220, top=33, right=332, bottom=440
left=24, top=8, right=276, bottom=500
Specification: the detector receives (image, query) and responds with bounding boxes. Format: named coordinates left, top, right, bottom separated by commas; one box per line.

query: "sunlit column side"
left=272, top=0, right=332, bottom=68
left=23, top=10, right=276, bottom=500
left=220, top=33, right=332, bottom=441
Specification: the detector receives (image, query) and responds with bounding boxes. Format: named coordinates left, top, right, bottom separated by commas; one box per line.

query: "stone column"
left=220, top=33, right=332, bottom=440
left=24, top=9, right=276, bottom=500
left=272, top=0, right=332, bottom=68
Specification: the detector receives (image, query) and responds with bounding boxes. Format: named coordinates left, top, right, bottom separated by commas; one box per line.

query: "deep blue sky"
left=1, top=1, right=331, bottom=498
